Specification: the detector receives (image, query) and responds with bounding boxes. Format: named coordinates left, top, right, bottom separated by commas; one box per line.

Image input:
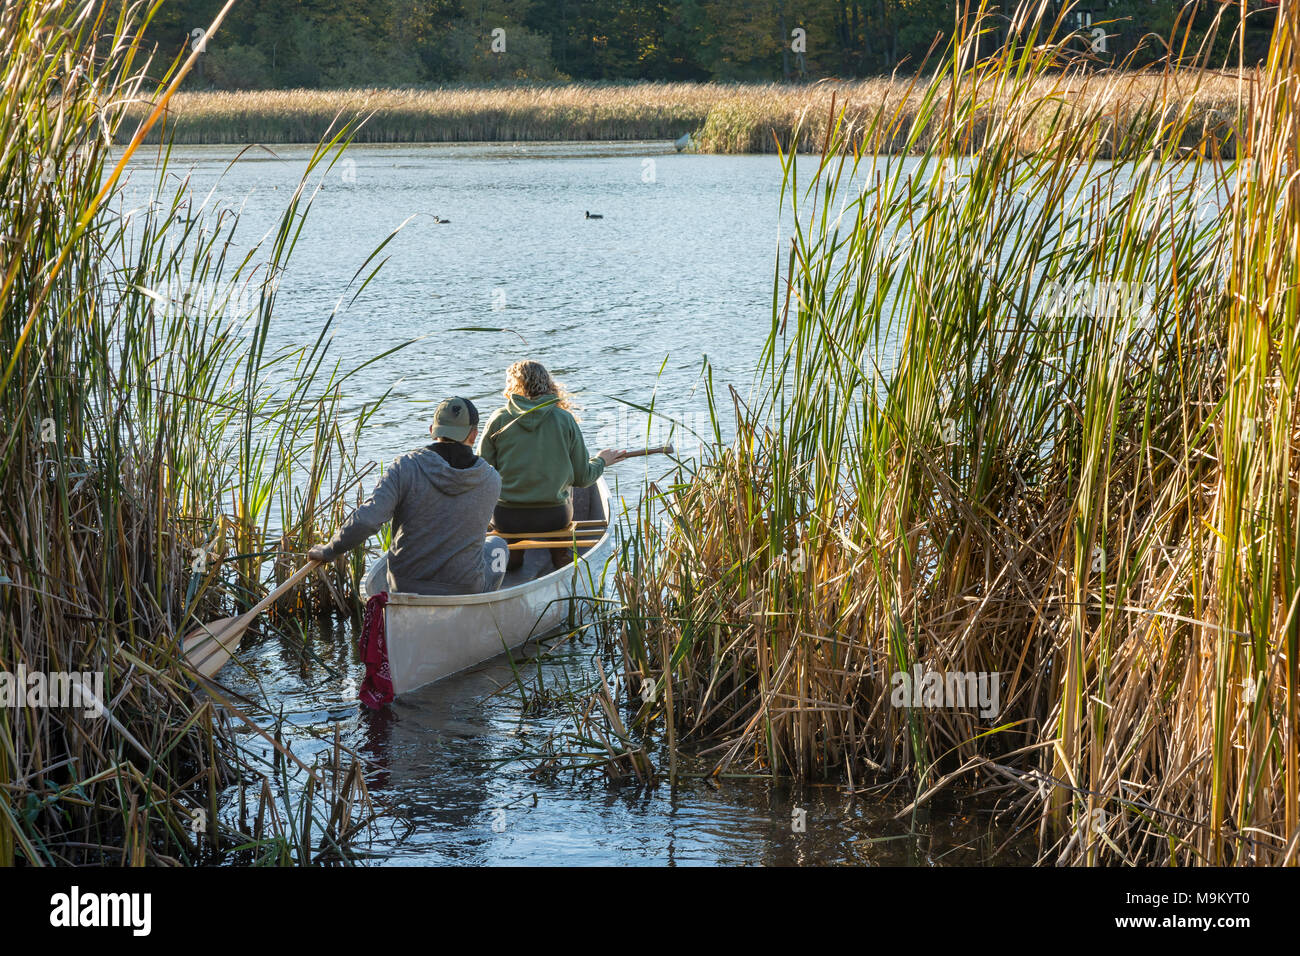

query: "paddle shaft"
left=618, top=444, right=672, bottom=460
left=183, top=560, right=322, bottom=678
left=236, top=560, right=321, bottom=627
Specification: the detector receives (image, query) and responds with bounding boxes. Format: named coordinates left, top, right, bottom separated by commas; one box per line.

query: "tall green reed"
left=611, top=0, right=1298, bottom=864
left=1, top=0, right=401, bottom=863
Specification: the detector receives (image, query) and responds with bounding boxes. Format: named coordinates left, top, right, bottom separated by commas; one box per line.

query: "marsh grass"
left=602, top=2, right=1300, bottom=865
left=131, top=73, right=1250, bottom=156
left=0, top=0, right=403, bottom=863
left=490, top=617, right=656, bottom=784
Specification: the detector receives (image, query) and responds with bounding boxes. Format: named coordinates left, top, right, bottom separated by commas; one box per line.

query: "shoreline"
left=130, top=74, right=1249, bottom=156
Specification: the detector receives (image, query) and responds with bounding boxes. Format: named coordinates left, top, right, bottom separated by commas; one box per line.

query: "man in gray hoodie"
left=309, top=397, right=508, bottom=595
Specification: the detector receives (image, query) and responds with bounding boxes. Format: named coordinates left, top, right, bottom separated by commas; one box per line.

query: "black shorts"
left=493, top=502, right=574, bottom=570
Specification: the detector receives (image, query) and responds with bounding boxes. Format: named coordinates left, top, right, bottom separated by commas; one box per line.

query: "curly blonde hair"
left=504, top=360, right=577, bottom=414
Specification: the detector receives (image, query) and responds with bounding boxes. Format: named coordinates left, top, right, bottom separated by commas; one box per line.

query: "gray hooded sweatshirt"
left=319, top=444, right=502, bottom=595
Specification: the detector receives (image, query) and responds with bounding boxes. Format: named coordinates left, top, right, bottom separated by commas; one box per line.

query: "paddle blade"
left=182, top=617, right=245, bottom=679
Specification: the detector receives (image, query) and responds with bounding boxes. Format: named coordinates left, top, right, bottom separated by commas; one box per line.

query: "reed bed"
left=133, top=73, right=1248, bottom=156
left=604, top=2, right=1300, bottom=865
left=1, top=0, right=393, bottom=863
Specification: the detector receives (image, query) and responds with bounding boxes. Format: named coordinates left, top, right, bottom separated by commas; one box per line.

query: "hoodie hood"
left=503, top=392, right=560, bottom=433
left=411, top=444, right=496, bottom=496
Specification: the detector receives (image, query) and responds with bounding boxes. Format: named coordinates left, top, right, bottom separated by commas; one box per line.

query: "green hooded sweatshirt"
left=479, top=393, right=605, bottom=508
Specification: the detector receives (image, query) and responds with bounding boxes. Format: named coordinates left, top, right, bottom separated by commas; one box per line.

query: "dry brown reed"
left=134, top=73, right=1250, bottom=156
left=1, top=0, right=387, bottom=864
left=603, top=3, right=1300, bottom=866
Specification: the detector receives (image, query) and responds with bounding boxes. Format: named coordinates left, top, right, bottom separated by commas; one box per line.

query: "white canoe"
left=360, top=478, right=614, bottom=696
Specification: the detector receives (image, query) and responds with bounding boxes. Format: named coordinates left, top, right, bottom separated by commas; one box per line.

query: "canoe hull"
left=361, top=479, right=612, bottom=696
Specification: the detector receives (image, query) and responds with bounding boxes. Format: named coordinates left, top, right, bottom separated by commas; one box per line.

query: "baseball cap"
left=431, top=397, right=479, bottom=442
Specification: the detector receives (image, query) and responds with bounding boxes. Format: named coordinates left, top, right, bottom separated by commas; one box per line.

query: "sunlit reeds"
left=134, top=73, right=1250, bottom=155
left=0, top=0, right=393, bottom=863
left=607, top=1, right=1300, bottom=865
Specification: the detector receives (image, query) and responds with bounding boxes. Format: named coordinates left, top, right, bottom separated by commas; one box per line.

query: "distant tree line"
left=142, top=1, right=1280, bottom=89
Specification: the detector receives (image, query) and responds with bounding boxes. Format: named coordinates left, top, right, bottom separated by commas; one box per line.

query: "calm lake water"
left=127, top=142, right=1029, bottom=865
left=124, top=141, right=787, bottom=466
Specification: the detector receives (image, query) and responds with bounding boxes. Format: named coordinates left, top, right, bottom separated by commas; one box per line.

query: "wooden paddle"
left=182, top=560, right=321, bottom=678
left=616, top=443, right=673, bottom=460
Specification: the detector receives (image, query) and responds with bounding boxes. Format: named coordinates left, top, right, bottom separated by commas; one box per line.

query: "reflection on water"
left=218, top=618, right=1032, bottom=866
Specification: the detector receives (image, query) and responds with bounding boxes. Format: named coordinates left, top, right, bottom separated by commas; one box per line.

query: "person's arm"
left=568, top=418, right=607, bottom=488
left=311, top=463, right=402, bottom=561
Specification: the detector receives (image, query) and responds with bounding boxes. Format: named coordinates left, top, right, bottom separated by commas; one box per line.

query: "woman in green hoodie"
left=479, top=360, right=622, bottom=571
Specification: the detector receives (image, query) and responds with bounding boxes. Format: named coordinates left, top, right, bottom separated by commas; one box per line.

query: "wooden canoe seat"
left=488, top=519, right=607, bottom=551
